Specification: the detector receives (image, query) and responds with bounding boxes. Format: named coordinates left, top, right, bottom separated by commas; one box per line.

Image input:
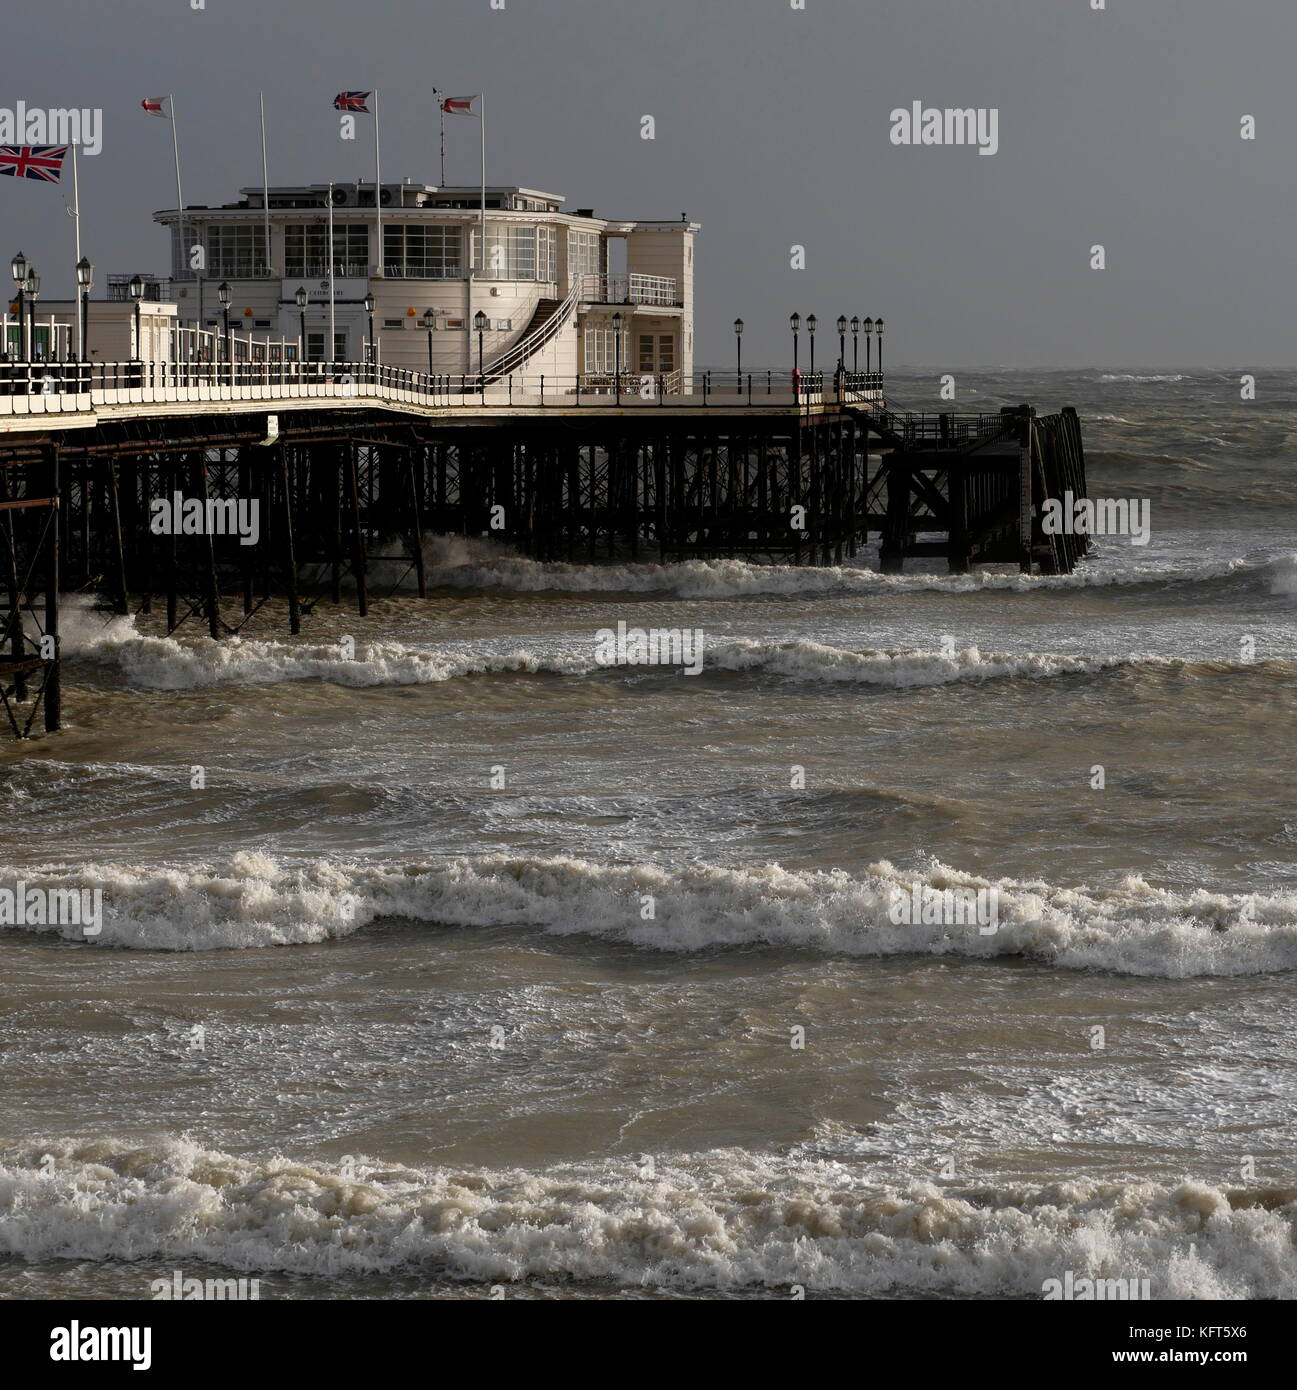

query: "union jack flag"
left=333, top=91, right=371, bottom=113
left=0, top=145, right=67, bottom=183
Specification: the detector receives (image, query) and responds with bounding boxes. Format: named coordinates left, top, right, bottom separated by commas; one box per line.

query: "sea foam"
left=4, top=851, right=1296, bottom=976
left=2, top=1137, right=1293, bottom=1297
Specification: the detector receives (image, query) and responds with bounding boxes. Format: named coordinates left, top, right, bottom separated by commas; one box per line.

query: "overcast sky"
left=6, top=0, right=1297, bottom=368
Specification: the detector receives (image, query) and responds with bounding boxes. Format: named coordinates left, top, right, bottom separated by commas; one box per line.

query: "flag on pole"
left=141, top=97, right=168, bottom=117
left=440, top=96, right=478, bottom=115
left=0, top=146, right=68, bottom=183
left=333, top=91, right=371, bottom=113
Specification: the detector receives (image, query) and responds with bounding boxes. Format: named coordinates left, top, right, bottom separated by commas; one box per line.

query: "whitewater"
left=3, top=368, right=1296, bottom=1299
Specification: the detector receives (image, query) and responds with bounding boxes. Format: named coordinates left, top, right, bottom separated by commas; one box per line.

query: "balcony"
left=579, top=273, right=680, bottom=308
left=107, top=274, right=172, bottom=302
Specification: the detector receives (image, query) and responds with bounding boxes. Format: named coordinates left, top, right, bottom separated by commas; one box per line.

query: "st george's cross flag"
left=440, top=96, right=478, bottom=115
left=333, top=91, right=371, bottom=113
left=0, top=145, right=68, bottom=183
left=141, top=97, right=168, bottom=117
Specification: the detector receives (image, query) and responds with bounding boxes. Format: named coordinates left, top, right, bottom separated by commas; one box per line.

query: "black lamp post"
left=76, top=256, right=93, bottom=363
left=295, top=285, right=307, bottom=363
left=806, top=314, right=817, bottom=376
left=850, top=316, right=860, bottom=374
left=875, top=317, right=885, bottom=374
left=836, top=315, right=847, bottom=380
left=421, top=310, right=435, bottom=377
left=863, top=317, right=874, bottom=374
left=364, top=290, right=376, bottom=365
left=790, top=312, right=800, bottom=376
left=474, top=309, right=488, bottom=385
left=216, top=280, right=232, bottom=363
left=612, top=311, right=623, bottom=403
left=10, top=251, right=28, bottom=360
left=734, top=317, right=743, bottom=389
left=24, top=270, right=40, bottom=359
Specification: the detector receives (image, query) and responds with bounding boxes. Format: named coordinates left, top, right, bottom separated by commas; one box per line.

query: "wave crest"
left=5, top=851, right=1296, bottom=976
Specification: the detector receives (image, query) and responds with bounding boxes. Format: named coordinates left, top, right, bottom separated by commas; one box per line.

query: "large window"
left=383, top=224, right=463, bottom=278
left=205, top=224, right=270, bottom=277
left=285, top=224, right=370, bottom=278
left=568, top=230, right=602, bottom=280
left=469, top=224, right=557, bottom=282
left=537, top=226, right=556, bottom=283
left=583, top=324, right=616, bottom=374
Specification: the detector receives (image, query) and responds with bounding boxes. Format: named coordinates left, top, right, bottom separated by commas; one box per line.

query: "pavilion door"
left=637, top=332, right=676, bottom=378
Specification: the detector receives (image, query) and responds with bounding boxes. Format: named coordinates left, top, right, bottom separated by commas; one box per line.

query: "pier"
left=0, top=358, right=1089, bottom=738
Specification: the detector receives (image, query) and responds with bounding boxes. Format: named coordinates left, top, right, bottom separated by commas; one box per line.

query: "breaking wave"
left=5, top=850, right=1297, bottom=976
left=62, top=611, right=1287, bottom=694
left=414, top=535, right=1267, bottom=598
left=1, top=1137, right=1293, bottom=1297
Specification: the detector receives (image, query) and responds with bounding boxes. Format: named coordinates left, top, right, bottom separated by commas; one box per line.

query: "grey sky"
left=5, top=0, right=1296, bottom=367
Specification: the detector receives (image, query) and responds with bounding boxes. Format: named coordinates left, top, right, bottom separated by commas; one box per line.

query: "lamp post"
left=790, top=312, right=801, bottom=377
left=76, top=256, right=93, bottom=363
left=474, top=309, right=488, bottom=386
left=850, top=316, right=860, bottom=374
left=217, top=280, right=232, bottom=364
left=24, top=271, right=40, bottom=360
left=875, top=317, right=885, bottom=374
left=836, top=315, right=847, bottom=382
left=806, top=313, right=817, bottom=376
left=863, top=317, right=874, bottom=374
left=10, top=251, right=28, bottom=360
left=734, top=317, right=744, bottom=390
left=612, top=310, right=623, bottom=403
left=295, top=285, right=308, bottom=364
left=364, top=290, right=376, bottom=366
left=421, top=310, right=435, bottom=378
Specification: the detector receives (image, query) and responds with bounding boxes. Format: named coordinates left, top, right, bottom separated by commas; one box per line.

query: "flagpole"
left=327, top=180, right=336, bottom=364
left=71, top=143, right=82, bottom=359
left=259, top=91, right=272, bottom=275
left=435, top=90, right=445, bottom=186
left=168, top=93, right=188, bottom=339
left=373, top=87, right=382, bottom=286
left=478, top=93, right=486, bottom=378
left=479, top=92, right=487, bottom=276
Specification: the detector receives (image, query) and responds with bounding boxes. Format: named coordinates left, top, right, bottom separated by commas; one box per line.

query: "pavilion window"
left=285, top=224, right=370, bottom=278
left=205, top=225, right=270, bottom=278
left=382, top=224, right=463, bottom=278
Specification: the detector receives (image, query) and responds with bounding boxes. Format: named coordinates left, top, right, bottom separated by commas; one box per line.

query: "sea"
left=1, top=367, right=1295, bottom=1301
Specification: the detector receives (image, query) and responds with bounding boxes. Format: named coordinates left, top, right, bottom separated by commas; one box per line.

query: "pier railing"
left=0, top=359, right=883, bottom=418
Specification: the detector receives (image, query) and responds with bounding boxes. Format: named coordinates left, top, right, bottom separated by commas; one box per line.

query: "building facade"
left=151, top=181, right=697, bottom=381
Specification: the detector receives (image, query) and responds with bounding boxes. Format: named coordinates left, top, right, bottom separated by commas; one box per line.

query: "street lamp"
left=24, top=270, right=40, bottom=359
left=76, top=256, right=93, bottom=363
left=294, top=285, right=308, bottom=363
left=612, top=310, right=623, bottom=402
left=806, top=313, right=817, bottom=375
left=364, top=290, right=376, bottom=365
left=790, top=312, right=801, bottom=376
left=863, top=317, right=874, bottom=374
left=10, top=251, right=28, bottom=360
left=875, top=317, right=885, bottom=374
left=420, top=310, right=436, bottom=377
left=850, top=316, right=860, bottom=373
left=216, top=280, right=232, bottom=363
left=474, top=309, right=488, bottom=385
left=836, top=315, right=848, bottom=379
left=734, top=317, right=744, bottom=389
